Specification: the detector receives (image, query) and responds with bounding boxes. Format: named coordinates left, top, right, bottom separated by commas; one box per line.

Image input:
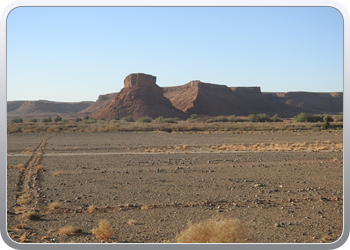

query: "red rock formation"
left=90, top=73, right=188, bottom=120
left=163, top=81, right=302, bottom=117
left=78, top=93, right=117, bottom=115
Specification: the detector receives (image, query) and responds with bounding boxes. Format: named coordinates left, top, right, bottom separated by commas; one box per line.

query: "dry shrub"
left=127, top=219, right=136, bottom=225
left=87, top=205, right=96, bottom=213
left=15, top=224, right=27, bottom=229
left=141, top=205, right=148, bottom=210
left=17, top=193, right=32, bottom=205
left=333, top=158, right=338, bottom=162
left=175, top=217, right=246, bottom=243
left=48, top=201, right=60, bottom=209
left=92, top=220, right=113, bottom=242
left=52, top=171, right=62, bottom=177
left=36, top=165, right=45, bottom=171
left=58, top=226, right=82, bottom=236
left=17, top=164, right=26, bottom=172
left=27, top=211, right=41, bottom=220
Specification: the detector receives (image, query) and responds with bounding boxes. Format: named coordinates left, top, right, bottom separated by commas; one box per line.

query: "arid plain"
left=7, top=129, right=343, bottom=244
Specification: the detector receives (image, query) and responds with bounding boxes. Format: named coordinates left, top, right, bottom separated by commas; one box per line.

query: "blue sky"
left=7, top=7, right=343, bottom=102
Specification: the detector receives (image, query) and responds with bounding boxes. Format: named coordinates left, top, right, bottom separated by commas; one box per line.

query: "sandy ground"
left=6, top=130, right=343, bottom=244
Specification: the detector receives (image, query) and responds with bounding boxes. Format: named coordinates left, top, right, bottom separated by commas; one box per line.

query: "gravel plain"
left=7, top=130, right=343, bottom=244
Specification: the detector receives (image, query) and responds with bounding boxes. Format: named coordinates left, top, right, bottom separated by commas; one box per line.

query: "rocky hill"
left=89, top=73, right=188, bottom=120
left=78, top=93, right=117, bottom=115
left=262, top=92, right=343, bottom=114
left=7, top=100, right=93, bottom=120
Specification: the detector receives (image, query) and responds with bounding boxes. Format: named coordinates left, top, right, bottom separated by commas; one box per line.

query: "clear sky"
left=7, top=7, right=343, bottom=102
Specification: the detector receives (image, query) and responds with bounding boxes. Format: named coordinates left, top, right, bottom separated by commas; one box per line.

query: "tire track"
left=11, top=135, right=52, bottom=215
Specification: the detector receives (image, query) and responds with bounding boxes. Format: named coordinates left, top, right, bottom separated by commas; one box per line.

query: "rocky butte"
left=89, top=73, right=188, bottom=120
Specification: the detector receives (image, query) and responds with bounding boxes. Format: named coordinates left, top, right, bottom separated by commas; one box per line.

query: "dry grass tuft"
left=175, top=217, right=247, bottom=243
left=140, top=205, right=148, bottom=210
left=58, top=226, right=82, bottom=236
left=36, top=165, right=45, bottom=171
left=48, top=201, right=61, bottom=210
left=17, top=164, right=26, bottom=172
left=92, top=220, right=114, bottom=242
left=52, top=171, right=62, bottom=177
left=15, top=223, right=27, bottom=230
left=87, top=205, right=96, bottom=213
left=127, top=219, right=137, bottom=225
left=17, top=193, right=32, bottom=205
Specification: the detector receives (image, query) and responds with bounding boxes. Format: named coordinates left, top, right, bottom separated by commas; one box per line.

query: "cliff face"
left=163, top=81, right=307, bottom=117
left=90, top=73, right=188, bottom=120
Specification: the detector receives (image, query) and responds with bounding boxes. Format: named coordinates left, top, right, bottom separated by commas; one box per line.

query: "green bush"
left=10, top=118, right=23, bottom=123
left=28, top=118, right=37, bottom=123
left=216, top=116, right=228, bottom=122
left=138, top=116, right=152, bottom=123
left=155, top=116, right=165, bottom=123
left=41, top=117, right=52, bottom=123
left=187, top=114, right=200, bottom=122
left=54, top=116, right=62, bottom=122
left=82, top=117, right=97, bottom=124
left=122, top=117, right=134, bottom=122
left=75, top=118, right=82, bottom=122
left=164, top=118, right=177, bottom=123
left=111, top=117, right=120, bottom=121
left=228, top=115, right=236, bottom=122
left=335, top=114, right=343, bottom=122
left=248, top=113, right=271, bottom=122
left=294, top=112, right=333, bottom=123
left=271, top=114, right=282, bottom=122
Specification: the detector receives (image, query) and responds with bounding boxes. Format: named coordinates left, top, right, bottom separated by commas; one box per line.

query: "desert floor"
left=7, top=130, right=343, bottom=243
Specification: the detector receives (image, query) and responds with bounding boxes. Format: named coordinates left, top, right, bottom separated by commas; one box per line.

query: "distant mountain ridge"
left=7, top=73, right=343, bottom=121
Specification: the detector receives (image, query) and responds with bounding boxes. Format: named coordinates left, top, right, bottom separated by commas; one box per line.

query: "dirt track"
left=7, top=131, right=343, bottom=243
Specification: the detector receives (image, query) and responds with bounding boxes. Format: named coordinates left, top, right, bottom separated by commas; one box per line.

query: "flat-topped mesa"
left=90, top=73, right=188, bottom=120
left=231, top=87, right=262, bottom=94
left=124, top=73, right=157, bottom=89
left=163, top=80, right=230, bottom=93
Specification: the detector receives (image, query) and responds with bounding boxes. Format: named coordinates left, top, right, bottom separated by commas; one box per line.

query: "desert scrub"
left=15, top=223, right=28, bottom=229
left=48, top=201, right=61, bottom=209
left=175, top=217, right=246, bottom=243
left=36, top=165, right=45, bottom=171
left=86, top=205, right=96, bottom=213
left=27, top=211, right=41, bottom=220
left=17, top=163, right=26, bottom=172
left=58, top=226, right=82, bottom=236
left=92, top=220, right=114, bottom=242
left=52, top=171, right=62, bottom=177
left=17, top=193, right=32, bottom=205
left=138, top=116, right=152, bottom=123
left=127, top=219, right=137, bottom=225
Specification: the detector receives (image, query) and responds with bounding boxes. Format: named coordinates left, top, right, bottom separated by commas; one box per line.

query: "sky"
left=6, top=6, right=344, bottom=102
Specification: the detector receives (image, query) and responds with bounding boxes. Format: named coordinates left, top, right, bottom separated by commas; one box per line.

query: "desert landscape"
left=6, top=73, right=343, bottom=244
left=7, top=128, right=343, bottom=243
